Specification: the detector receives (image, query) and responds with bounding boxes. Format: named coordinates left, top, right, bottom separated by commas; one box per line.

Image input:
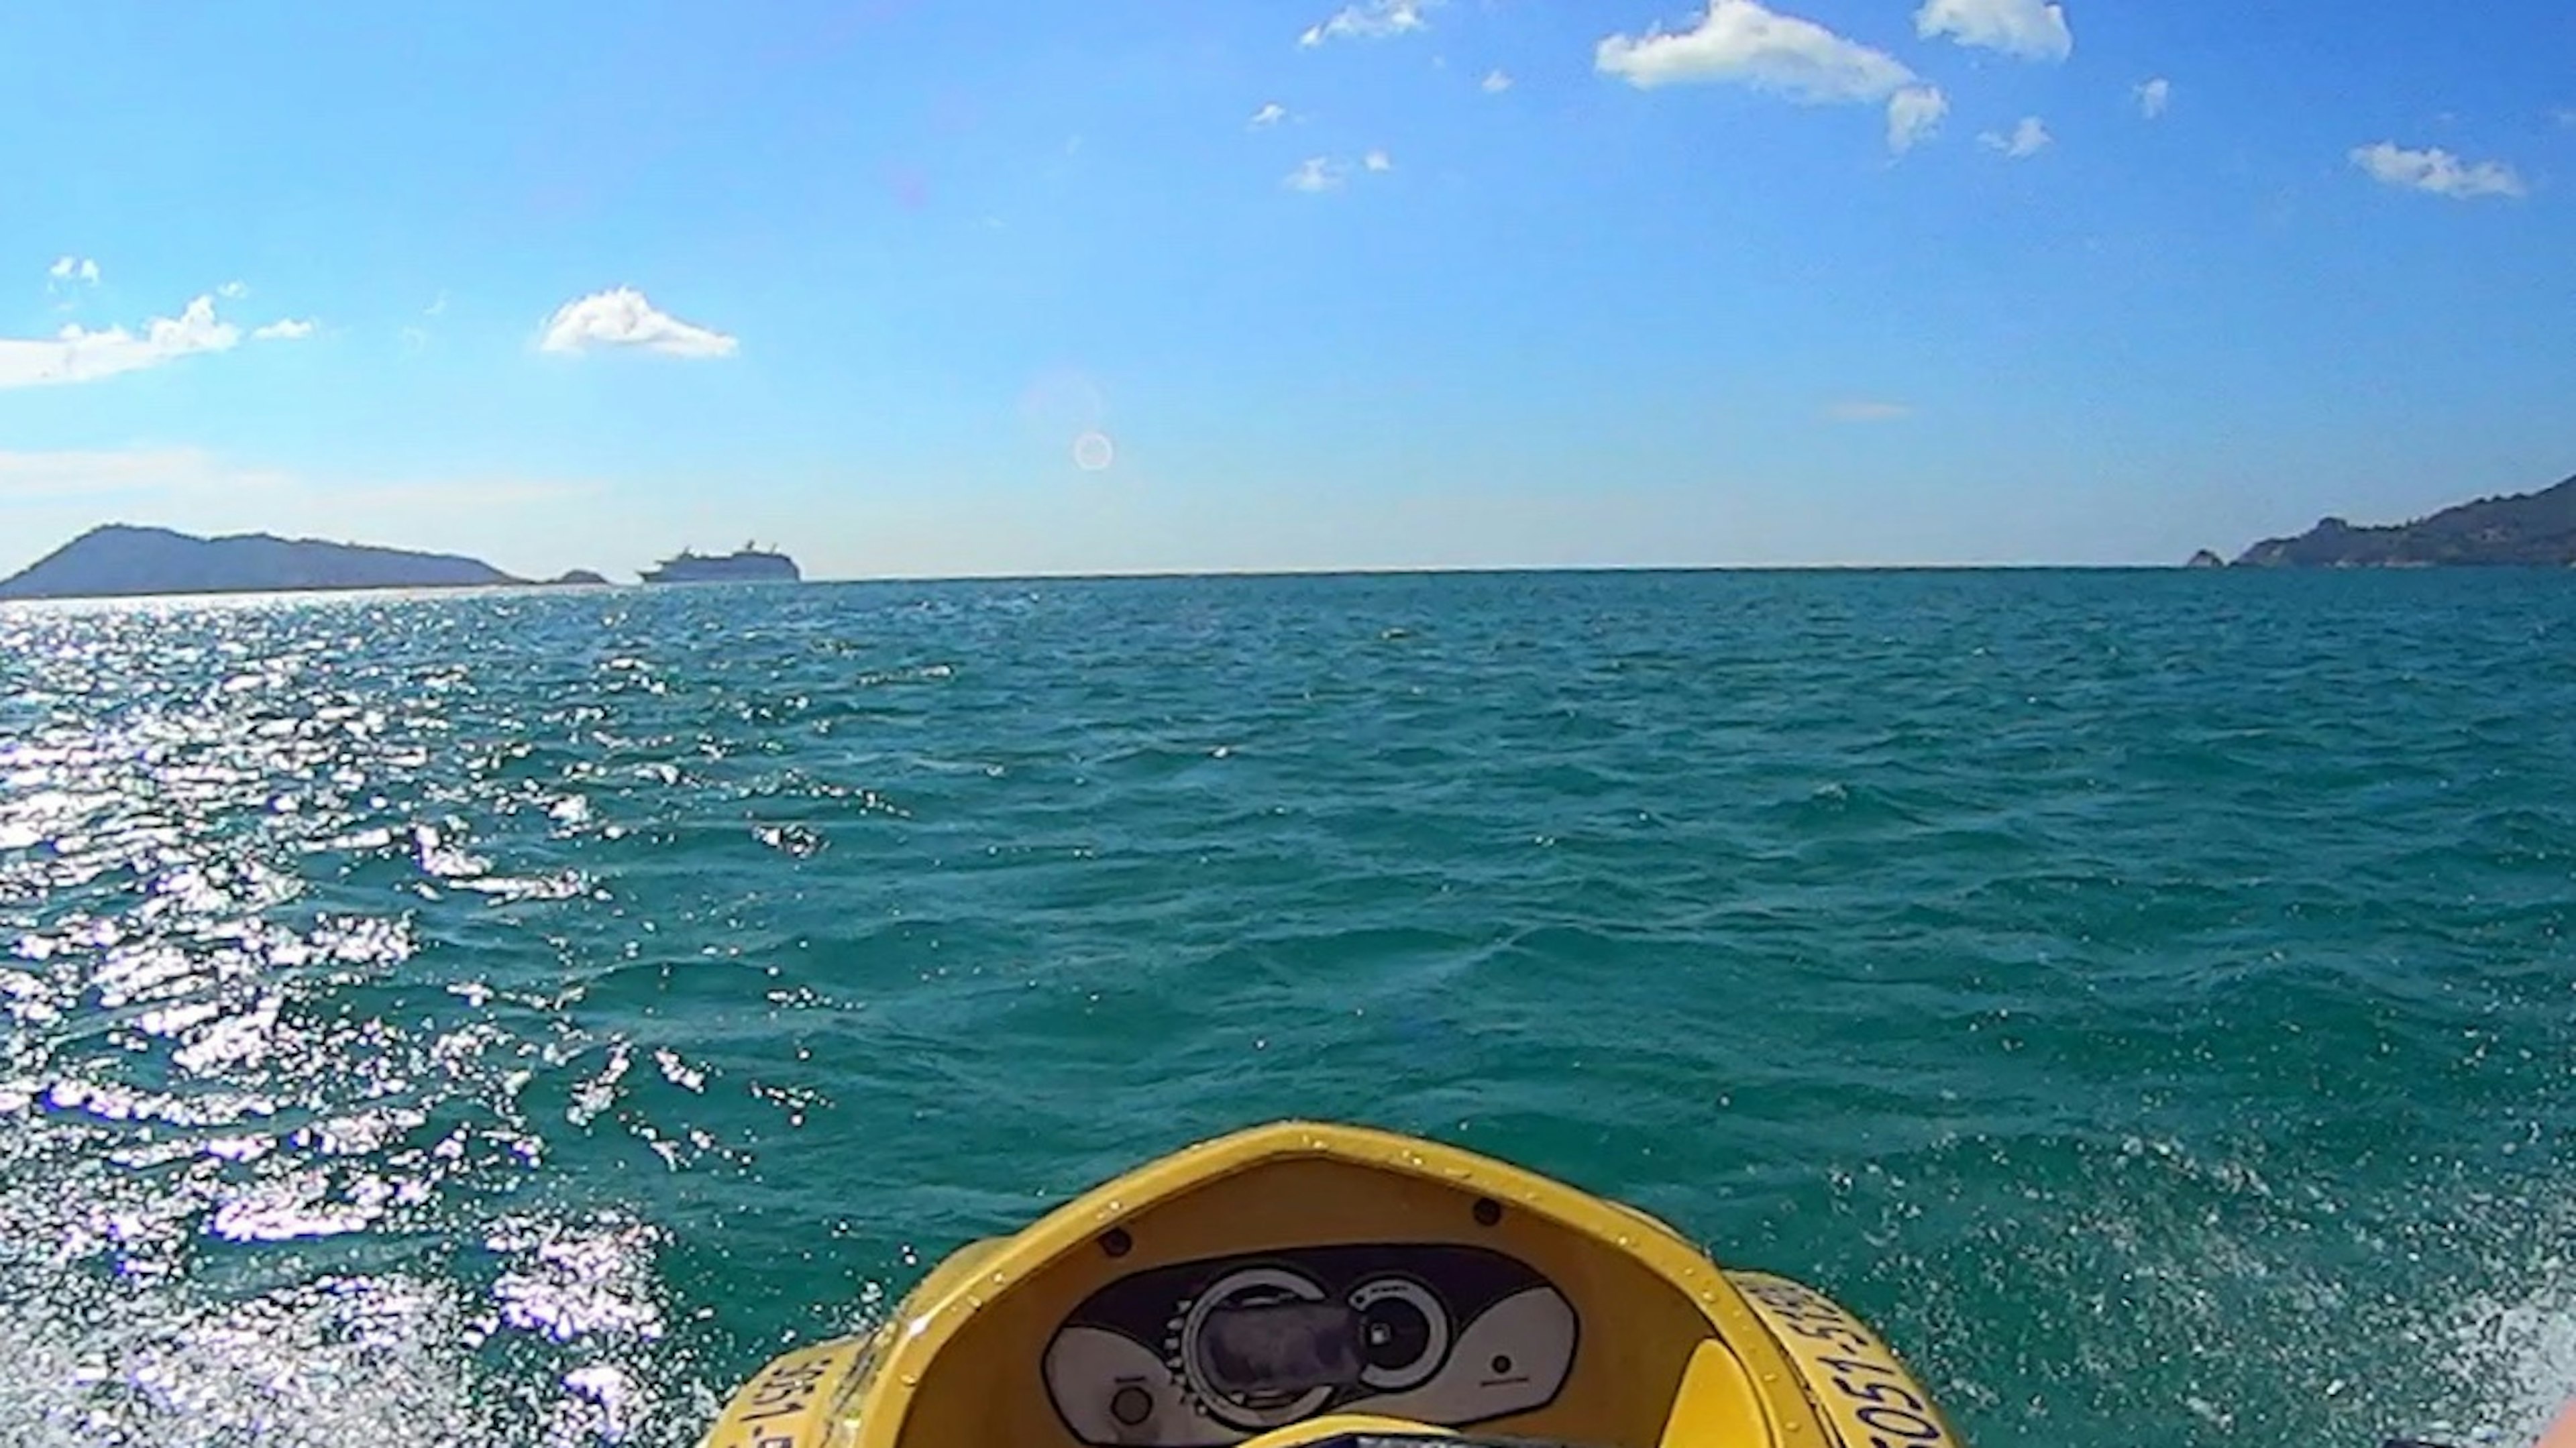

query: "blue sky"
left=2, top=0, right=2569, bottom=579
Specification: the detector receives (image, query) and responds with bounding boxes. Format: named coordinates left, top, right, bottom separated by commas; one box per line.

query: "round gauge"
left=1348, top=1277, right=1451, bottom=1394
left=1177, top=1268, right=1338, bottom=1433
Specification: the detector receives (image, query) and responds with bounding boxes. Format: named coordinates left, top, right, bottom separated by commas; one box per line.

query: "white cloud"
left=537, top=287, right=739, bottom=357
left=48, top=257, right=101, bottom=285
left=253, top=319, right=316, bottom=341
left=2135, top=77, right=2171, bottom=119
left=1250, top=102, right=1289, bottom=128
left=1363, top=148, right=1394, bottom=172
left=1597, top=1, right=1947, bottom=154
left=0, top=294, right=243, bottom=389
left=2349, top=142, right=2526, bottom=200
left=1599, top=1, right=1911, bottom=98
left=1914, top=0, right=2072, bottom=62
left=1888, top=87, right=1949, bottom=152
left=217, top=280, right=247, bottom=298
left=2553, top=107, right=2576, bottom=129
left=1826, top=400, right=1913, bottom=422
left=1982, top=116, right=2052, bottom=158
left=425, top=292, right=449, bottom=316
left=1300, top=0, right=1437, bottom=46
left=1284, top=157, right=1349, bottom=192
left=1482, top=68, right=1513, bottom=93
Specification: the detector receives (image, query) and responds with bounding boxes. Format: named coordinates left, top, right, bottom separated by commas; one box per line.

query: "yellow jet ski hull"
left=696, top=1121, right=1964, bottom=1448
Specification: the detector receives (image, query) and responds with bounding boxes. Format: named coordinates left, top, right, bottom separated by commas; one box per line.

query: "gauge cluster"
left=1042, top=1243, right=1576, bottom=1447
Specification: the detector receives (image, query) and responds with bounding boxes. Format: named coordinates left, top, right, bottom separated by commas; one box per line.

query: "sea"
left=3, top=569, right=2573, bottom=1448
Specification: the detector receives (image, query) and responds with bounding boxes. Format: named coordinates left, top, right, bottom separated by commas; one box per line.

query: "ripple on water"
left=3, top=573, right=2576, bottom=1447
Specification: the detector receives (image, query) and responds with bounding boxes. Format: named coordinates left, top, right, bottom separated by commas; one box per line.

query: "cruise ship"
left=641, top=544, right=803, bottom=585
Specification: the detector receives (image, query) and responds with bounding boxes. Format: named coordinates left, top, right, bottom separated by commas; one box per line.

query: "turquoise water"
left=5, top=571, right=2575, bottom=1448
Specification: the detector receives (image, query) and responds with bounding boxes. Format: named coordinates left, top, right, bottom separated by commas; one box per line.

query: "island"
left=2217, top=472, right=2576, bottom=569
left=0, top=524, right=607, bottom=601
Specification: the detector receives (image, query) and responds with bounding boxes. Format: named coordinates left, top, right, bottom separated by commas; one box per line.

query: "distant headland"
left=0, top=524, right=608, bottom=601
left=0, top=526, right=816, bottom=601
left=2200, top=472, right=2576, bottom=569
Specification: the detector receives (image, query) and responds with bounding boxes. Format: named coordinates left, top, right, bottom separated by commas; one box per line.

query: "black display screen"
left=1196, top=1300, right=1364, bottom=1396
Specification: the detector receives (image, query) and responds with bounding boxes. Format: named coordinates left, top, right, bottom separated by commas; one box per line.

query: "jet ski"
left=695, top=1121, right=1964, bottom=1448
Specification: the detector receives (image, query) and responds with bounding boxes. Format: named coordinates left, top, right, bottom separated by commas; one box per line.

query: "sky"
left=1, top=0, right=2571, bottom=580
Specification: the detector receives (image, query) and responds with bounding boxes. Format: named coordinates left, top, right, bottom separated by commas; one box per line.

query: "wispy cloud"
left=47, top=257, right=101, bottom=286
left=1, top=286, right=317, bottom=389
left=1283, top=150, right=1402, bottom=192
left=0, top=449, right=594, bottom=511
left=1, top=295, right=241, bottom=389
left=1284, top=157, right=1350, bottom=192
left=2136, top=77, right=2171, bottom=120
left=1915, top=0, right=2072, bottom=62
left=2349, top=142, right=2526, bottom=200
left=1482, top=69, right=1513, bottom=93
left=253, top=319, right=317, bottom=341
left=1982, top=116, right=2052, bottom=158
left=0, top=447, right=605, bottom=579
left=1300, top=0, right=1438, bottom=46
left=425, top=292, right=449, bottom=317
left=1888, top=87, right=1949, bottom=153
left=1597, top=0, right=1946, bottom=156
left=1250, top=102, right=1289, bottom=128
left=537, top=287, right=739, bottom=357
left=217, top=280, right=248, bottom=299
left=1825, top=400, right=1914, bottom=423
left=0, top=447, right=292, bottom=502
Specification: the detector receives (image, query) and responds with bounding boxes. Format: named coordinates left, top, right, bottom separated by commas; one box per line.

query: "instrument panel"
left=1042, top=1244, right=1577, bottom=1447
